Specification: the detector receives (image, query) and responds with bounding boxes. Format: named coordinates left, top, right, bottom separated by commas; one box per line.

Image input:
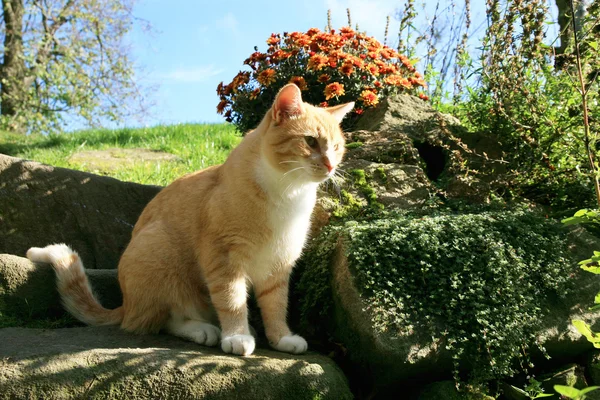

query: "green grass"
left=0, top=123, right=241, bottom=186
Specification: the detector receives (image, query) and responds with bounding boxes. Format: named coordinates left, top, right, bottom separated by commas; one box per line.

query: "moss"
left=350, top=169, right=385, bottom=211
left=375, top=167, right=387, bottom=182
left=331, top=190, right=364, bottom=219
left=345, top=141, right=363, bottom=149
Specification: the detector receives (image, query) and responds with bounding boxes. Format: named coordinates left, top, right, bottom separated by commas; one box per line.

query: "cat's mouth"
left=308, top=167, right=335, bottom=182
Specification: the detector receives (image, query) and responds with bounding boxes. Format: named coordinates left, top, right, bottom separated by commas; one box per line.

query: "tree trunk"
left=555, top=0, right=589, bottom=58
left=0, top=0, right=26, bottom=132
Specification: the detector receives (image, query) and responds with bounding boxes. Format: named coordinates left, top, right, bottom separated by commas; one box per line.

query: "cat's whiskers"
left=334, top=167, right=350, bottom=177
left=280, top=166, right=305, bottom=183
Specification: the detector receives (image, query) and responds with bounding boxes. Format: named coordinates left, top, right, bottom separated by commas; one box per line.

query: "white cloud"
left=159, top=65, right=224, bottom=83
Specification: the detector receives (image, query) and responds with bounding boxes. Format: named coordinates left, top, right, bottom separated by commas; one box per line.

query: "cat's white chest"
left=250, top=189, right=316, bottom=280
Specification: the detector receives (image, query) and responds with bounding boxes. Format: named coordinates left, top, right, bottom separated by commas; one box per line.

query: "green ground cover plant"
left=299, top=208, right=574, bottom=382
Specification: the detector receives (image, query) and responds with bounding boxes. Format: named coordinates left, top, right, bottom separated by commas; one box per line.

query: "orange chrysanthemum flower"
left=266, top=34, right=280, bottom=46
left=360, top=89, right=379, bottom=106
left=257, top=69, right=276, bottom=86
left=319, top=101, right=329, bottom=107
left=249, top=88, right=261, bottom=100
left=289, top=76, right=308, bottom=91
left=306, top=27, right=320, bottom=37
left=318, top=74, right=331, bottom=83
left=216, top=99, right=229, bottom=114
left=340, top=62, right=354, bottom=77
left=384, top=75, right=409, bottom=87
left=308, top=54, right=328, bottom=70
left=271, top=49, right=291, bottom=62
left=351, top=57, right=365, bottom=69
left=231, top=72, right=250, bottom=91
left=366, top=63, right=380, bottom=76
left=324, top=82, right=345, bottom=100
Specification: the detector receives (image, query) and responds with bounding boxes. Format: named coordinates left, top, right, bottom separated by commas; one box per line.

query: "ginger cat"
left=27, top=84, right=353, bottom=356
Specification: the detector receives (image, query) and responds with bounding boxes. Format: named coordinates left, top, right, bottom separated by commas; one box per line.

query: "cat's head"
left=262, top=84, right=354, bottom=183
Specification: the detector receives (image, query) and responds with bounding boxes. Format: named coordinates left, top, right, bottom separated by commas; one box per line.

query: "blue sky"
left=125, top=0, right=492, bottom=128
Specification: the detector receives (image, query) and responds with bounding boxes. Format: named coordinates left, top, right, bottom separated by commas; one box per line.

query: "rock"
left=587, top=351, right=600, bottom=386
left=353, top=94, right=460, bottom=135
left=68, top=148, right=182, bottom=172
left=0, top=254, right=120, bottom=321
left=539, top=364, right=588, bottom=395
left=344, top=130, right=421, bottom=165
left=344, top=95, right=507, bottom=206
left=418, top=381, right=494, bottom=400
left=537, top=226, right=600, bottom=360
left=0, top=326, right=352, bottom=400
left=0, top=154, right=161, bottom=270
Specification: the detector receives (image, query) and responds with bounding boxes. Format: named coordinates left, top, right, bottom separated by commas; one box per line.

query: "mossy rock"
left=297, top=209, right=600, bottom=392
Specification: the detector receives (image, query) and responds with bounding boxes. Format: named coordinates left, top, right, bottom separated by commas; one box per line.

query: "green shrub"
left=299, top=209, right=574, bottom=381
left=451, top=1, right=600, bottom=210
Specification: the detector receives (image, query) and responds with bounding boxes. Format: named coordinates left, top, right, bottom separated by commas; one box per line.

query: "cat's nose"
left=323, top=157, right=333, bottom=173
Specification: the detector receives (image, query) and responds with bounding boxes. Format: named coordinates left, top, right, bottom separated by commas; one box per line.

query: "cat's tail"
left=27, top=244, right=124, bottom=326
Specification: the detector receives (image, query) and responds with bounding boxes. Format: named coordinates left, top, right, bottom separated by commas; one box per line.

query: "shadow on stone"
left=0, top=326, right=352, bottom=399
left=0, top=154, right=161, bottom=270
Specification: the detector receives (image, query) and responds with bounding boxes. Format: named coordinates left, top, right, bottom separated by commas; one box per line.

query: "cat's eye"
left=304, top=136, right=318, bottom=148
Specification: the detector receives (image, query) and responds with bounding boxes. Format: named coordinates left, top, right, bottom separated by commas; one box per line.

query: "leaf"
left=575, top=209, right=590, bottom=217
left=562, top=217, right=581, bottom=225
left=589, top=41, right=598, bottom=51
left=594, top=292, right=600, bottom=304
left=572, top=320, right=600, bottom=343
left=533, top=394, right=554, bottom=399
left=509, top=385, right=528, bottom=396
left=589, top=304, right=600, bottom=312
left=554, top=385, right=582, bottom=398
left=580, top=264, right=600, bottom=274
left=579, top=386, right=600, bottom=396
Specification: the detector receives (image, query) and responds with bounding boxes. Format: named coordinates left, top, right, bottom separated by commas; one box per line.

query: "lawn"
left=0, top=123, right=241, bottom=186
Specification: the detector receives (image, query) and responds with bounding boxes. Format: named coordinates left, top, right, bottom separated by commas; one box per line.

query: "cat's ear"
left=272, top=84, right=304, bottom=125
left=325, top=102, right=355, bottom=123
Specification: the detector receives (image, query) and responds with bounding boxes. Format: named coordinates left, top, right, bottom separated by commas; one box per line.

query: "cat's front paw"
left=192, top=323, right=221, bottom=347
left=272, top=334, right=308, bottom=354
left=221, top=334, right=255, bottom=356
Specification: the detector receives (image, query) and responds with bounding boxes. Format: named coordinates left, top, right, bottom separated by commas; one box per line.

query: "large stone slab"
left=0, top=154, right=161, bottom=270
left=0, top=326, right=352, bottom=399
left=0, top=254, right=120, bottom=321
